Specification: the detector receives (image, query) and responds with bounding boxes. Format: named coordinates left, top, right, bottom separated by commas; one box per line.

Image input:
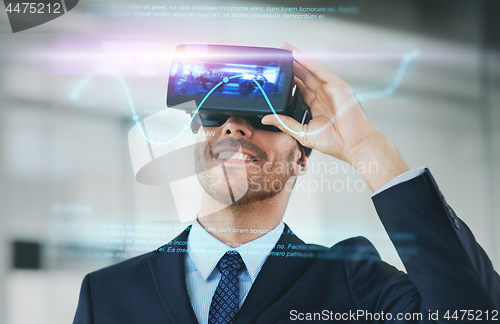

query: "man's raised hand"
left=261, top=42, right=378, bottom=164
left=262, top=42, right=409, bottom=192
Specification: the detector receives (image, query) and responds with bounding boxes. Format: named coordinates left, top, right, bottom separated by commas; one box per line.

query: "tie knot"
left=217, top=251, right=245, bottom=272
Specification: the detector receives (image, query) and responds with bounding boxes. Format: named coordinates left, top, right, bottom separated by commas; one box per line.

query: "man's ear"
left=291, top=144, right=308, bottom=176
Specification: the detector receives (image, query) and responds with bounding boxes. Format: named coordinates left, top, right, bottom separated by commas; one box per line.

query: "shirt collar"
left=187, top=220, right=284, bottom=283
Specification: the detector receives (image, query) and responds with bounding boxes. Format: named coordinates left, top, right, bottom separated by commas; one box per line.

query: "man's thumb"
left=261, top=114, right=304, bottom=140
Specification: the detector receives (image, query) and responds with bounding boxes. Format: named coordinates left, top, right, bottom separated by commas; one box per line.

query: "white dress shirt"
left=185, top=167, right=425, bottom=323
left=186, top=220, right=284, bottom=324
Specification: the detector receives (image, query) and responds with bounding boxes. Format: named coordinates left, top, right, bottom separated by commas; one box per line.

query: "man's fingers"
left=282, top=42, right=341, bottom=85
left=295, top=77, right=336, bottom=119
left=261, top=114, right=305, bottom=142
left=281, top=41, right=299, bottom=53
left=294, top=77, right=316, bottom=108
left=295, top=50, right=338, bottom=85
left=292, top=61, right=322, bottom=92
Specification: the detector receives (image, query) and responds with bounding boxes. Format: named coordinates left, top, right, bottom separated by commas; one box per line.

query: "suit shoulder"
left=314, top=236, right=381, bottom=262
left=333, top=236, right=380, bottom=258
left=335, top=237, right=404, bottom=285
left=292, top=237, right=380, bottom=263
left=88, top=250, right=159, bottom=281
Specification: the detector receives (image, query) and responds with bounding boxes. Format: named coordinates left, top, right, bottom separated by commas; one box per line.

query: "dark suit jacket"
left=74, top=169, right=500, bottom=323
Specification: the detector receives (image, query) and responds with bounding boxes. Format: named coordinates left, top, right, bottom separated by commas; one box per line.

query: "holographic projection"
left=67, top=46, right=420, bottom=223
left=70, top=48, right=419, bottom=148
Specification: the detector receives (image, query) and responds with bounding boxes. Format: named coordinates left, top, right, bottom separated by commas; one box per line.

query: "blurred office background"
left=0, top=0, right=499, bottom=322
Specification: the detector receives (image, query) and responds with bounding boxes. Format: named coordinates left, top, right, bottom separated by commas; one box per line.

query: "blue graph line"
left=70, top=50, right=418, bottom=144
left=162, top=75, right=243, bottom=145
left=356, top=50, right=419, bottom=101
left=159, top=79, right=226, bottom=146
left=250, top=50, right=420, bottom=137
left=253, top=80, right=299, bottom=135
left=69, top=69, right=153, bottom=144
left=188, top=81, right=225, bottom=124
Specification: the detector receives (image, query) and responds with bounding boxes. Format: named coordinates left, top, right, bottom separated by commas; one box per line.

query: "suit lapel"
left=148, top=227, right=198, bottom=324
left=235, top=224, right=315, bottom=324
left=147, top=224, right=314, bottom=324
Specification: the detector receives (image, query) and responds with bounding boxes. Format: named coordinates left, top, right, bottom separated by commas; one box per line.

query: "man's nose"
left=221, top=116, right=253, bottom=138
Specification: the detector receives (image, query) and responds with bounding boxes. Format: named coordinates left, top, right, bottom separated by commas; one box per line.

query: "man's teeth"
left=217, top=152, right=259, bottom=162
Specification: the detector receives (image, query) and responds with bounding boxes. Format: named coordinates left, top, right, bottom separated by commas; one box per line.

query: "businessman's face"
left=194, top=116, right=305, bottom=206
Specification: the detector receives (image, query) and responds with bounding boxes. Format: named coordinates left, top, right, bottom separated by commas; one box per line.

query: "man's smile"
left=215, top=151, right=260, bottom=163
left=207, top=140, right=265, bottom=165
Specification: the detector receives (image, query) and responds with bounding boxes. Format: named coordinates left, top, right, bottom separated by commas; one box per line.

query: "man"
left=74, top=43, right=500, bottom=323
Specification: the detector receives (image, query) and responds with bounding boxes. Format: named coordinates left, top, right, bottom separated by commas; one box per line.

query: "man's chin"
left=198, top=178, right=248, bottom=205
left=202, top=180, right=285, bottom=207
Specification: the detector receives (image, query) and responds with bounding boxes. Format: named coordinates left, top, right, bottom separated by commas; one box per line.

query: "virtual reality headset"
left=166, top=44, right=311, bottom=133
